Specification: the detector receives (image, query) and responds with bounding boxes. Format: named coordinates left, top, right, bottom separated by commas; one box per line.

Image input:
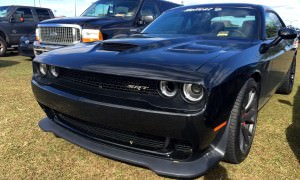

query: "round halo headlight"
left=50, top=66, right=59, bottom=77
left=39, top=63, right=48, bottom=76
left=160, top=81, right=177, bottom=97
left=183, top=84, right=204, bottom=103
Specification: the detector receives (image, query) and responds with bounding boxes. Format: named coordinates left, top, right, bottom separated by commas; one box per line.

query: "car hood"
left=39, top=16, right=127, bottom=28
left=35, top=35, right=258, bottom=82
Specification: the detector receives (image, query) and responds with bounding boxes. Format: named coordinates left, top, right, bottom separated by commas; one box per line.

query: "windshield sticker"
left=184, top=8, right=213, bottom=12
left=217, top=31, right=229, bottom=37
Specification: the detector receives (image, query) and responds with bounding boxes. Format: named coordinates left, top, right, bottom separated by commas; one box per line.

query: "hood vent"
left=101, top=42, right=138, bottom=52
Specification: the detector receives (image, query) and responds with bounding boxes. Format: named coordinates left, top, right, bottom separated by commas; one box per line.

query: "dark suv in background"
left=34, top=0, right=180, bottom=55
left=0, top=5, right=54, bottom=56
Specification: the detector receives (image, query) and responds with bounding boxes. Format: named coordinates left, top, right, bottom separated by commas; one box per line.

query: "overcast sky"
left=2, top=0, right=300, bottom=27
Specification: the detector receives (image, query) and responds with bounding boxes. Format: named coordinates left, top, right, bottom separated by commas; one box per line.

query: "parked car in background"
left=0, top=6, right=54, bottom=56
left=34, top=0, right=181, bottom=55
left=32, top=3, right=297, bottom=178
left=19, top=34, right=35, bottom=58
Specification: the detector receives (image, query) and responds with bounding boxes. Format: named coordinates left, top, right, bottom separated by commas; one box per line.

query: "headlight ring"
left=50, top=66, right=59, bottom=78
left=182, top=83, right=204, bottom=103
left=159, top=81, right=177, bottom=98
left=39, top=63, right=48, bottom=76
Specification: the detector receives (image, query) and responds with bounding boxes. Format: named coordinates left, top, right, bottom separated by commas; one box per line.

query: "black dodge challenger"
left=32, top=3, right=297, bottom=178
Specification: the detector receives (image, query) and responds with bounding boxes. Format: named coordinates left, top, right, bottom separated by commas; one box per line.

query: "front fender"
left=204, top=63, right=260, bottom=129
left=0, top=26, right=10, bottom=43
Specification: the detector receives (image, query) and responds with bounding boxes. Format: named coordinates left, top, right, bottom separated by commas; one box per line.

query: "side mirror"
left=9, top=16, right=15, bottom=23
left=138, top=15, right=154, bottom=25
left=278, top=28, right=298, bottom=39
left=260, top=27, right=298, bottom=54
left=142, top=15, right=154, bottom=24
left=9, top=15, right=24, bottom=23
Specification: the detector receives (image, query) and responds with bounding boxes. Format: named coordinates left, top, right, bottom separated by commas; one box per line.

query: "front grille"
left=58, top=68, right=159, bottom=95
left=53, top=113, right=193, bottom=159
left=101, top=42, right=138, bottom=52
left=39, top=26, right=81, bottom=45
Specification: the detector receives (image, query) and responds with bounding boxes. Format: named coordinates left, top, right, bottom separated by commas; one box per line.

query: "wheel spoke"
left=242, top=95, right=249, bottom=109
left=245, top=90, right=256, bottom=110
left=242, top=125, right=252, bottom=137
left=242, top=109, right=256, bottom=124
left=242, top=127, right=251, bottom=149
left=240, top=126, right=250, bottom=152
left=239, top=128, right=245, bottom=149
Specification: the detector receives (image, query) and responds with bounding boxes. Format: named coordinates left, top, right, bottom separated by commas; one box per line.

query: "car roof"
left=2, top=5, right=51, bottom=10
left=92, top=0, right=180, bottom=5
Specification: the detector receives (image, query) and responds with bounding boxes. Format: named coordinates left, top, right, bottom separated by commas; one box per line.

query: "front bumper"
left=40, top=118, right=226, bottom=178
left=19, top=44, right=34, bottom=57
left=32, top=79, right=229, bottom=178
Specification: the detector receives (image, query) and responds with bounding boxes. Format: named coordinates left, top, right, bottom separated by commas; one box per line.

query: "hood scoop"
left=170, top=43, right=222, bottom=54
left=101, top=42, right=138, bottom=52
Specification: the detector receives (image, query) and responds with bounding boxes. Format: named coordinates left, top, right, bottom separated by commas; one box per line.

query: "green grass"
left=0, top=53, right=299, bottom=179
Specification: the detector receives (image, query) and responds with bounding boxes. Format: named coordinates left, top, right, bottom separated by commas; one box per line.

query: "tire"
left=276, top=57, right=296, bottom=95
left=224, top=78, right=258, bottom=163
left=0, top=36, right=7, bottom=57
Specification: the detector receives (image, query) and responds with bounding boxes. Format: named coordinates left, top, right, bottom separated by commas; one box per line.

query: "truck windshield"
left=0, top=6, right=10, bottom=18
left=143, top=7, right=258, bottom=39
left=81, top=0, right=140, bottom=20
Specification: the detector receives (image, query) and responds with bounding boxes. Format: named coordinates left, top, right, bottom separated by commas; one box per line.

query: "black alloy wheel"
left=276, top=57, right=296, bottom=95
left=239, top=88, right=258, bottom=154
left=289, top=59, right=296, bottom=91
left=224, top=78, right=258, bottom=164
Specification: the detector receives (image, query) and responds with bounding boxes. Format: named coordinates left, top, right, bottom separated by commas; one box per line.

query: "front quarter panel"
left=199, top=41, right=264, bottom=127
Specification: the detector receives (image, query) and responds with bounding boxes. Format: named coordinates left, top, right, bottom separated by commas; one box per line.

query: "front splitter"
left=39, top=118, right=227, bottom=178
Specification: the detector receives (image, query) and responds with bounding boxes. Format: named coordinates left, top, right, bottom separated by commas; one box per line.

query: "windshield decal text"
left=184, top=8, right=213, bottom=12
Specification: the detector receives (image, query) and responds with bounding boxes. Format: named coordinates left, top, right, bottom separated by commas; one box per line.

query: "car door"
left=8, top=7, right=36, bottom=44
left=261, top=11, right=294, bottom=99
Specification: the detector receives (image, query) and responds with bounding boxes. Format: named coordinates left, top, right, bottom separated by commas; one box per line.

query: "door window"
left=265, top=12, right=284, bottom=38
left=14, top=8, right=34, bottom=22
left=36, top=9, right=51, bottom=21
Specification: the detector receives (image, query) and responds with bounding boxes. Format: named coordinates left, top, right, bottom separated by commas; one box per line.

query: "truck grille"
left=39, top=25, right=81, bottom=45
left=58, top=68, right=159, bottom=95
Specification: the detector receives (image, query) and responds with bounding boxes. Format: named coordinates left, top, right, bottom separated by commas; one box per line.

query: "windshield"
left=81, top=0, right=140, bottom=20
left=143, top=7, right=258, bottom=39
left=0, top=6, right=10, bottom=18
